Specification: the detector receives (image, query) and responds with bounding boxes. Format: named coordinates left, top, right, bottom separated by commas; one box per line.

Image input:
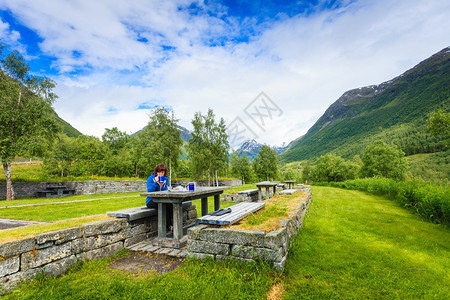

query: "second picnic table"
left=284, top=180, right=295, bottom=189
left=141, top=187, right=226, bottom=248
left=255, top=181, right=278, bottom=201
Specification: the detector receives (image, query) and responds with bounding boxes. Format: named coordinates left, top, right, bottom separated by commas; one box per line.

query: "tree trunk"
left=216, top=170, right=218, bottom=187
left=207, top=169, right=210, bottom=187
left=169, top=157, right=172, bottom=187
left=3, top=162, right=16, bottom=200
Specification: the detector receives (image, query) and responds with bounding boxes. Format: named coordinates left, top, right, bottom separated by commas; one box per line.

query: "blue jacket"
left=146, top=173, right=168, bottom=206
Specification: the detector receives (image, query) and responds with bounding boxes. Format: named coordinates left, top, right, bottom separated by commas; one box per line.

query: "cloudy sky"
left=0, top=0, right=449, bottom=149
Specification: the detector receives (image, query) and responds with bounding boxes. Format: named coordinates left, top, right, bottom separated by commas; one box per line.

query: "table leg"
left=265, top=187, right=270, bottom=200
left=214, top=194, right=220, bottom=211
left=258, top=187, right=262, bottom=202
left=201, top=197, right=208, bottom=216
left=158, top=203, right=167, bottom=238
left=173, top=203, right=183, bottom=240
left=273, top=186, right=276, bottom=196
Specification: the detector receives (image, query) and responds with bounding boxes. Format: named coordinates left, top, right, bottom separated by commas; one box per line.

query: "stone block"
left=0, top=255, right=20, bottom=277
left=36, top=227, right=83, bottom=245
left=72, top=231, right=127, bottom=253
left=77, top=241, right=123, bottom=262
left=272, top=254, right=287, bottom=272
left=0, top=269, right=38, bottom=295
left=186, top=251, right=214, bottom=260
left=21, top=242, right=72, bottom=271
left=41, top=255, right=77, bottom=277
left=35, top=241, right=54, bottom=250
left=187, top=225, right=209, bottom=240
left=264, top=227, right=288, bottom=249
left=187, top=239, right=230, bottom=255
left=231, top=245, right=284, bottom=262
left=197, top=228, right=266, bottom=247
left=0, top=238, right=35, bottom=258
left=128, top=224, right=147, bottom=236
left=124, top=233, right=147, bottom=248
left=82, top=219, right=128, bottom=237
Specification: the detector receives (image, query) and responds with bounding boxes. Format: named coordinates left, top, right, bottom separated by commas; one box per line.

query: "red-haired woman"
left=146, top=163, right=172, bottom=229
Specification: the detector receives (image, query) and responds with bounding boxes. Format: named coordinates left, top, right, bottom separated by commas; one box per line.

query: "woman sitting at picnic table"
left=146, top=163, right=172, bottom=229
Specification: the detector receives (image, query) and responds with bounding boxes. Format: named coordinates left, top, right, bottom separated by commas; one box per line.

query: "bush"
left=317, top=178, right=449, bottom=225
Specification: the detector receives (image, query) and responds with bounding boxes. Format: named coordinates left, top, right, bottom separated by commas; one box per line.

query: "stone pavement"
left=126, top=238, right=187, bottom=258
left=0, top=218, right=47, bottom=230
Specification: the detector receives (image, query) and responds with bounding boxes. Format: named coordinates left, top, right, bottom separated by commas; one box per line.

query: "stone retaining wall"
left=0, top=179, right=242, bottom=199
left=187, top=190, right=312, bottom=271
left=0, top=204, right=197, bottom=294
left=221, top=193, right=258, bottom=203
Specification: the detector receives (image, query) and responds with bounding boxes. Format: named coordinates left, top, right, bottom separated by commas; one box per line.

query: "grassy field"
left=4, top=186, right=449, bottom=299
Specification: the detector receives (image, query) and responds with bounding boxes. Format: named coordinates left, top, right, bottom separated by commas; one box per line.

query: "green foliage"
left=134, top=107, right=183, bottom=179
left=317, top=178, right=449, bottom=225
left=230, top=152, right=254, bottom=183
left=0, top=43, right=60, bottom=199
left=252, top=145, right=278, bottom=181
left=188, top=109, right=229, bottom=182
left=427, top=109, right=450, bottom=136
left=312, top=153, right=358, bottom=182
left=102, top=127, right=128, bottom=155
left=280, top=48, right=450, bottom=162
left=361, top=141, right=408, bottom=180
left=405, top=151, right=450, bottom=184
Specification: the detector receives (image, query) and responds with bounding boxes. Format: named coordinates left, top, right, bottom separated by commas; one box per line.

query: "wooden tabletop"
left=255, top=181, right=278, bottom=187
left=140, top=187, right=226, bottom=199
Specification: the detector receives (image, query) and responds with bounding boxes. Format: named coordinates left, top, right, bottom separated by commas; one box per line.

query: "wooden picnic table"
left=255, top=181, right=278, bottom=201
left=141, top=187, right=226, bottom=248
left=284, top=180, right=295, bottom=189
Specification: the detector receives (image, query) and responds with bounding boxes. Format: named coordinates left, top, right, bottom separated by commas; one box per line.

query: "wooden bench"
left=196, top=202, right=265, bottom=226
left=279, top=189, right=298, bottom=195
left=35, top=190, right=55, bottom=198
left=108, top=202, right=192, bottom=221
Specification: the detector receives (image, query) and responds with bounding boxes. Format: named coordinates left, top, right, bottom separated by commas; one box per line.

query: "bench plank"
left=279, top=189, right=298, bottom=195
left=108, top=202, right=192, bottom=221
left=237, top=189, right=259, bottom=195
left=196, top=202, right=264, bottom=225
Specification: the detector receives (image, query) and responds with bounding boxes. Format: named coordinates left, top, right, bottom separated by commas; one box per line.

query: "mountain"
left=235, top=139, right=291, bottom=160
left=54, top=112, right=83, bottom=137
left=178, top=125, right=192, bottom=142
left=280, top=47, right=450, bottom=162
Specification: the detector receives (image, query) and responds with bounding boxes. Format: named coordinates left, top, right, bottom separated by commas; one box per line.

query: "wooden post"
left=173, top=203, right=183, bottom=240
left=258, top=187, right=262, bottom=202
left=214, top=194, right=220, bottom=211
left=201, top=197, right=208, bottom=216
left=158, top=203, right=167, bottom=238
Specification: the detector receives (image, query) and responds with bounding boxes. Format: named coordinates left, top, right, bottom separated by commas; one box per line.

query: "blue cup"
left=188, top=183, right=195, bottom=191
left=159, top=176, right=164, bottom=182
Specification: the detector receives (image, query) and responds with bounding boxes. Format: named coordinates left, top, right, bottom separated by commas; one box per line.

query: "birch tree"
left=0, top=44, right=59, bottom=200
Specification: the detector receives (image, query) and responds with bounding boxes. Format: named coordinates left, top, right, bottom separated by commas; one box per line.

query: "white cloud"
left=1, top=0, right=449, bottom=147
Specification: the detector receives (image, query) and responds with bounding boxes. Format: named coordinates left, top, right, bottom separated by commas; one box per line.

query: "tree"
left=253, top=145, right=278, bottom=181
left=134, top=107, right=183, bottom=182
left=311, top=153, right=348, bottom=182
left=230, top=152, right=253, bottom=184
left=0, top=44, right=59, bottom=200
left=102, top=127, right=128, bottom=155
left=360, top=141, right=408, bottom=180
left=188, top=109, right=229, bottom=185
left=426, top=109, right=450, bottom=136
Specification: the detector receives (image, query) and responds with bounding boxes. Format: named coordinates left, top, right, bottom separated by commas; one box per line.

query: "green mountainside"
left=280, top=47, right=450, bottom=162
left=54, top=112, right=83, bottom=137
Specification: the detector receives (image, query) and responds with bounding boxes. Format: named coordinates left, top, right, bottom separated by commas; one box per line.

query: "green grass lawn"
left=4, top=186, right=449, bottom=299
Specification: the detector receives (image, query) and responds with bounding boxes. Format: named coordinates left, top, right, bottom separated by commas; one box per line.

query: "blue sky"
left=0, top=0, right=449, bottom=148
